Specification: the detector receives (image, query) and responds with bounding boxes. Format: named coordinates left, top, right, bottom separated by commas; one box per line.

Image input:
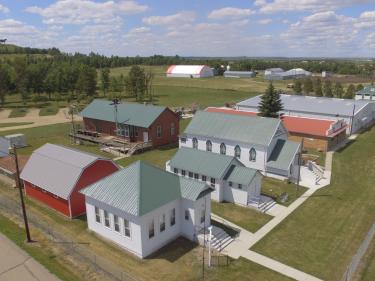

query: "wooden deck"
left=70, top=130, right=152, bottom=156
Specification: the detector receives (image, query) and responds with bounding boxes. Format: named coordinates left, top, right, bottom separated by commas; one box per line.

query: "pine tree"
left=294, top=80, right=302, bottom=95
left=344, top=84, right=355, bottom=99
left=356, top=84, right=364, bottom=91
left=323, top=80, right=333, bottom=97
left=333, top=82, right=344, bottom=98
left=258, top=83, right=283, bottom=118
left=314, top=78, right=323, bottom=97
left=100, top=68, right=110, bottom=96
left=303, top=77, right=313, bottom=95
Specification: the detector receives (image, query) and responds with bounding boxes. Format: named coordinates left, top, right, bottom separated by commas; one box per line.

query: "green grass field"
left=8, top=107, right=28, bottom=117
left=211, top=201, right=272, bottom=233
left=362, top=240, right=375, bottom=281
left=252, top=125, right=375, bottom=281
left=0, top=122, right=33, bottom=128
left=39, top=104, right=59, bottom=116
left=261, top=177, right=307, bottom=206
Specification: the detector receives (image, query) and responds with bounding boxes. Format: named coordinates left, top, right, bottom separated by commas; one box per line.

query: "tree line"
left=292, top=77, right=363, bottom=99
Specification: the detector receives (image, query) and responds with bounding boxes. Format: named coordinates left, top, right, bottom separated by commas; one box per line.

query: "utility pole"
left=296, top=138, right=303, bottom=198
left=202, top=196, right=207, bottom=281
left=70, top=104, right=76, bottom=144
left=110, top=98, right=120, bottom=135
left=13, top=145, right=32, bottom=243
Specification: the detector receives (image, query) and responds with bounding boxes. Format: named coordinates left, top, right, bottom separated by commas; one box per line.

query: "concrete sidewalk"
left=0, top=233, right=60, bottom=281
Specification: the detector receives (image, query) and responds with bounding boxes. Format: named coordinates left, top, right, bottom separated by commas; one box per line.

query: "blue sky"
left=0, top=0, right=375, bottom=57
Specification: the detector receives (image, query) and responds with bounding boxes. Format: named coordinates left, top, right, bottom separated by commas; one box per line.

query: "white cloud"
left=143, top=11, right=196, bottom=25
left=0, top=19, right=39, bottom=35
left=364, top=33, right=375, bottom=49
left=355, top=11, right=375, bottom=29
left=0, top=4, right=9, bottom=13
left=80, top=24, right=121, bottom=35
left=257, top=0, right=374, bottom=14
left=208, top=7, right=254, bottom=20
left=281, top=11, right=358, bottom=55
left=25, top=0, right=148, bottom=25
left=258, top=18, right=272, bottom=24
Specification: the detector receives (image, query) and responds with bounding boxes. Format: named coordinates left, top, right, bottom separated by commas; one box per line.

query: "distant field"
left=0, top=122, right=33, bottom=128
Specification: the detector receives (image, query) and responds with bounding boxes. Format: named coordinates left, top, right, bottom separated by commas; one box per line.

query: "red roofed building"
left=205, top=107, right=347, bottom=151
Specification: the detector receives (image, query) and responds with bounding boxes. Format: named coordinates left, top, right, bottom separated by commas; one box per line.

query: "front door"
left=143, top=132, right=149, bottom=142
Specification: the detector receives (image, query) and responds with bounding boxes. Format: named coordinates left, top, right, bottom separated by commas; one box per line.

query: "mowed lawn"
left=252, top=125, right=375, bottom=281
left=211, top=201, right=272, bottom=233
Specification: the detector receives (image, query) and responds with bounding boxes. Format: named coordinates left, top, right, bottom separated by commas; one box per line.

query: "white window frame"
left=234, top=145, right=241, bottom=159
left=114, top=215, right=120, bottom=233
left=95, top=206, right=101, bottom=223
left=220, top=143, right=226, bottom=155
left=206, top=140, right=212, bottom=152
left=149, top=219, right=155, bottom=239
left=104, top=210, right=110, bottom=228
left=170, top=208, right=176, bottom=226
left=249, top=148, right=256, bottom=162
left=192, top=138, right=198, bottom=149
left=160, top=214, right=166, bottom=232
left=124, top=219, right=131, bottom=238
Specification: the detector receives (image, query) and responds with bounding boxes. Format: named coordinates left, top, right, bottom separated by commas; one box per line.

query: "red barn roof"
left=205, top=107, right=347, bottom=138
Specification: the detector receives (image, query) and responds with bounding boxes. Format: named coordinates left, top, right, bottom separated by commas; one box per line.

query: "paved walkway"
left=0, top=108, right=82, bottom=132
left=0, top=233, right=60, bottom=281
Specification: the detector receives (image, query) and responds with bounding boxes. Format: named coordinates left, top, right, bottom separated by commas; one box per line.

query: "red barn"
left=20, top=143, right=119, bottom=218
left=80, top=99, right=179, bottom=148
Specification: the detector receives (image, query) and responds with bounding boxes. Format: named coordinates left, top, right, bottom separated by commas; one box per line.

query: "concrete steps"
left=198, top=225, right=234, bottom=252
left=258, top=200, right=277, bottom=213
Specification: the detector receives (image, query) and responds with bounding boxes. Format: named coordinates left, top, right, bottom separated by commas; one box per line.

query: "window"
left=157, top=126, right=162, bottom=138
left=160, top=214, right=166, bottom=232
left=95, top=207, right=101, bottom=223
left=210, top=178, right=216, bottom=188
left=220, top=143, right=226, bottom=155
left=206, top=140, right=212, bottom=152
left=234, top=145, right=241, bottom=158
left=124, top=219, right=131, bottom=237
left=170, top=123, right=175, bottom=136
left=200, top=209, right=205, bottom=224
left=202, top=175, right=207, bottom=182
left=185, top=210, right=189, bottom=221
left=181, top=170, right=186, bottom=176
left=173, top=168, right=178, bottom=174
left=148, top=219, right=155, bottom=238
left=104, top=210, right=110, bottom=227
left=194, top=173, right=199, bottom=180
left=124, top=126, right=129, bottom=137
left=114, top=215, right=120, bottom=232
left=229, top=181, right=232, bottom=187
left=249, top=148, right=256, bottom=162
left=135, top=128, right=138, bottom=137
left=180, top=137, right=187, bottom=143
left=170, top=208, right=176, bottom=226
left=238, top=184, right=242, bottom=190
left=192, top=138, right=198, bottom=149
left=189, top=172, right=193, bottom=178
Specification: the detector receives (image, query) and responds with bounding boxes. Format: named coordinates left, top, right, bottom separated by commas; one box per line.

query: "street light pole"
left=13, top=144, right=32, bottom=243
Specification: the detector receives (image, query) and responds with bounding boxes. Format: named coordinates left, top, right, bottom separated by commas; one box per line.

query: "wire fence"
left=0, top=194, right=138, bottom=281
left=210, top=254, right=230, bottom=267
left=341, top=221, right=375, bottom=281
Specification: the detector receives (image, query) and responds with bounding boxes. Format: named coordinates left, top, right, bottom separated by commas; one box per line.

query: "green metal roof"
left=80, top=160, right=211, bottom=216
left=266, top=139, right=300, bottom=171
left=80, top=99, right=167, bottom=128
left=356, top=85, right=375, bottom=97
left=184, top=111, right=281, bottom=146
left=169, top=147, right=241, bottom=179
left=223, top=165, right=258, bottom=186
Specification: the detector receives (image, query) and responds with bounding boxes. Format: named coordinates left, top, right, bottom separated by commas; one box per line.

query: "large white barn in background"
left=166, top=65, right=214, bottom=78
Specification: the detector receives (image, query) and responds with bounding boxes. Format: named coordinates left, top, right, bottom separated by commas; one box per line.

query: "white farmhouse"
left=166, top=65, right=214, bottom=78
left=81, top=160, right=212, bottom=258
left=177, top=111, right=301, bottom=181
left=166, top=147, right=263, bottom=206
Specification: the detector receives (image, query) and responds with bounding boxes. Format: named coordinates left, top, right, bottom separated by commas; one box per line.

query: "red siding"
left=148, top=108, right=179, bottom=147
left=70, top=160, right=119, bottom=217
left=24, top=181, right=71, bottom=217
left=83, top=107, right=179, bottom=148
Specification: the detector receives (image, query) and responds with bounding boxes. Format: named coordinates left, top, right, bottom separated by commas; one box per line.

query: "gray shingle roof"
left=20, top=143, right=105, bottom=199
left=80, top=99, right=167, bottom=128
left=266, top=139, right=300, bottom=171
left=223, top=165, right=258, bottom=186
left=170, top=147, right=240, bottom=179
left=81, top=161, right=211, bottom=217
left=184, top=111, right=280, bottom=146
left=237, top=94, right=370, bottom=117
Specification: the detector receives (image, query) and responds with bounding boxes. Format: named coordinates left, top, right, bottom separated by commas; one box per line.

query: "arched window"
left=234, top=145, right=241, bottom=158
left=220, top=143, right=226, bottom=155
left=249, top=148, right=256, bottom=162
left=192, top=138, right=198, bottom=149
left=206, top=140, right=212, bottom=152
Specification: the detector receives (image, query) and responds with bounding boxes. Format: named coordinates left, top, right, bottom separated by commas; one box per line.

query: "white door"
left=143, top=132, right=149, bottom=142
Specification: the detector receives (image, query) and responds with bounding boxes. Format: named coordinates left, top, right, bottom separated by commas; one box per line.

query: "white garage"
left=166, top=65, right=214, bottom=78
